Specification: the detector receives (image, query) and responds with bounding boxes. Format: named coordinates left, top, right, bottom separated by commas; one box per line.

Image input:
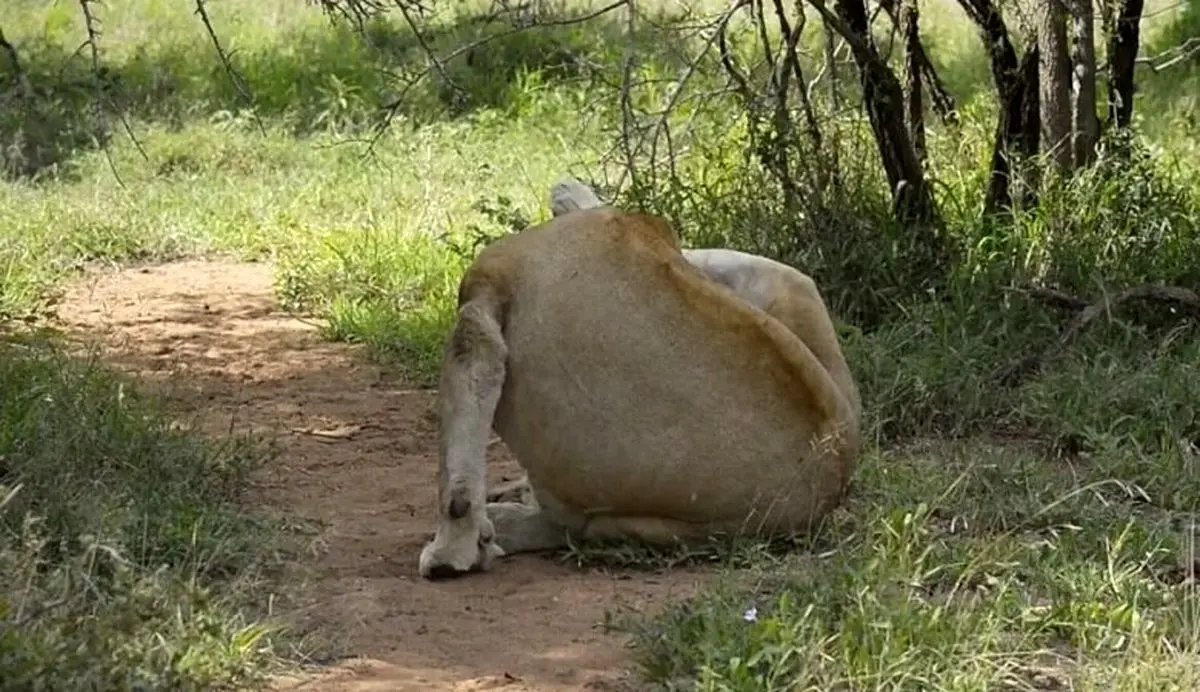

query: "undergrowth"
left=1, top=0, right=1199, bottom=687
left=0, top=333, right=286, bottom=689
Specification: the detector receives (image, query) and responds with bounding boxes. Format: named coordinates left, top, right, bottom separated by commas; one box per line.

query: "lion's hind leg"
left=487, top=502, right=573, bottom=554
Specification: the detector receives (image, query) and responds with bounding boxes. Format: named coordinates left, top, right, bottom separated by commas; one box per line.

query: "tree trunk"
left=898, top=0, right=926, bottom=162
left=956, top=0, right=1041, bottom=213
left=1070, top=0, right=1098, bottom=167
left=1039, top=0, right=1073, bottom=173
left=877, top=0, right=957, bottom=123
left=819, top=0, right=938, bottom=228
left=1106, top=0, right=1145, bottom=129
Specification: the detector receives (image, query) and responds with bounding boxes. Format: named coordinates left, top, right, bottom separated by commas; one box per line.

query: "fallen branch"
left=1006, top=284, right=1090, bottom=311
left=996, top=283, right=1200, bottom=387
left=1137, top=36, right=1200, bottom=73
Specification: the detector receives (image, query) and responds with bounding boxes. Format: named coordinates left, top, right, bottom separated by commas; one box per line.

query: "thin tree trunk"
left=1106, top=0, right=1145, bottom=129
left=956, top=0, right=1042, bottom=213
left=899, top=0, right=926, bottom=162
left=1070, top=0, right=1098, bottom=167
left=1039, top=0, right=1073, bottom=173
left=877, top=0, right=957, bottom=123
left=818, top=0, right=938, bottom=227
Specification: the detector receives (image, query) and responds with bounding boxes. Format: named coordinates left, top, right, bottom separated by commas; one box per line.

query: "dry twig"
left=194, top=0, right=267, bottom=136
left=361, top=0, right=629, bottom=155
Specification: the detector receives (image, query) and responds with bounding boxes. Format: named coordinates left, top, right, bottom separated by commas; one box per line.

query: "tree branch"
left=362, top=0, right=629, bottom=155
left=194, top=0, right=267, bottom=136
left=77, top=0, right=139, bottom=185
left=0, top=27, right=30, bottom=97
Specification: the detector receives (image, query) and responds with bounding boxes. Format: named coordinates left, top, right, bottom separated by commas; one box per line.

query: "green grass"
left=609, top=440, right=1200, bottom=691
left=2, top=0, right=1200, bottom=687
left=0, top=333, right=288, bottom=689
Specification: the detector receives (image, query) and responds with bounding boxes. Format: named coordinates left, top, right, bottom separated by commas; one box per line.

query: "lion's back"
left=467, top=209, right=849, bottom=526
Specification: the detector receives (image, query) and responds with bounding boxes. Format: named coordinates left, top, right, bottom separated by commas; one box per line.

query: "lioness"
left=418, top=179, right=860, bottom=579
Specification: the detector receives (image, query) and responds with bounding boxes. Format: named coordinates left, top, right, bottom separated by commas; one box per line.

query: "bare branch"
left=361, top=0, right=629, bottom=154
left=1137, top=36, right=1200, bottom=72
left=805, top=0, right=940, bottom=227
left=643, top=4, right=734, bottom=183
left=194, top=0, right=267, bottom=136
left=77, top=0, right=129, bottom=185
left=311, top=0, right=391, bottom=30
left=802, top=0, right=878, bottom=69
left=877, top=0, right=957, bottom=123
left=718, top=6, right=753, bottom=100
left=396, top=0, right=463, bottom=106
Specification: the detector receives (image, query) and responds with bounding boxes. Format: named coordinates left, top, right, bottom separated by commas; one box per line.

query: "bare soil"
left=54, top=259, right=707, bottom=692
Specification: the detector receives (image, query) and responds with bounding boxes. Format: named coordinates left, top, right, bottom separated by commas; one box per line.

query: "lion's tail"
left=548, top=176, right=604, bottom=217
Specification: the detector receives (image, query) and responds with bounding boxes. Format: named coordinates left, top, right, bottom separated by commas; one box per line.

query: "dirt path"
left=55, top=260, right=706, bottom=691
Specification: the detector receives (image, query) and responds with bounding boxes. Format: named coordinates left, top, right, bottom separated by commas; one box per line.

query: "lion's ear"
left=548, top=176, right=604, bottom=217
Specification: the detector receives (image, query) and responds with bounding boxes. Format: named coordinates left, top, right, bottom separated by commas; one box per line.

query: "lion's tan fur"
left=418, top=180, right=861, bottom=579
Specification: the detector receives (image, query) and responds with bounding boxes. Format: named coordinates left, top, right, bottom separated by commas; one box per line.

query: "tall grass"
left=1, top=0, right=1198, bottom=686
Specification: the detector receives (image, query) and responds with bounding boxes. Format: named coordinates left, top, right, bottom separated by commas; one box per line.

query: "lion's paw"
left=418, top=515, right=504, bottom=580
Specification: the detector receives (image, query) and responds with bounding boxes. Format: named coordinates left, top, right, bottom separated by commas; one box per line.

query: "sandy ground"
left=54, top=259, right=707, bottom=691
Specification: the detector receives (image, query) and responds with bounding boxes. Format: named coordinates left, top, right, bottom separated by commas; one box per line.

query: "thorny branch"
left=362, top=0, right=629, bottom=155
left=76, top=0, right=148, bottom=187
left=194, top=0, right=267, bottom=136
